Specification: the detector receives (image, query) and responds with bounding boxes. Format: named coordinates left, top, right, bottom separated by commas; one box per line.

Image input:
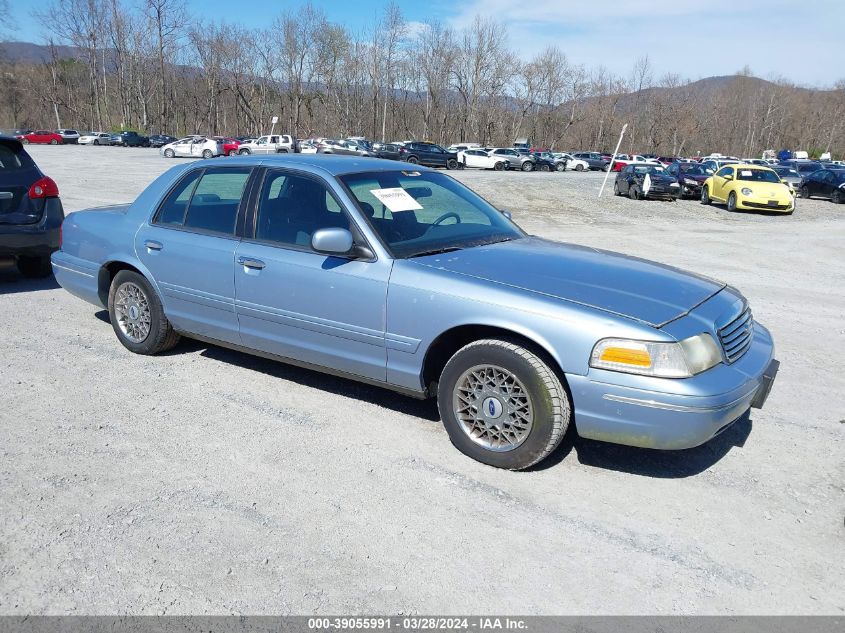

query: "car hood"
left=412, top=237, right=725, bottom=327
left=681, top=173, right=709, bottom=182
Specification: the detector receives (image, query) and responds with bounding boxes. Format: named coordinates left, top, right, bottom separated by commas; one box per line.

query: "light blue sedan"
left=52, top=156, right=778, bottom=469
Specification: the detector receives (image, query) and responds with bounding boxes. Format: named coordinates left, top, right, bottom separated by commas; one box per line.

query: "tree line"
left=1, top=0, right=844, bottom=158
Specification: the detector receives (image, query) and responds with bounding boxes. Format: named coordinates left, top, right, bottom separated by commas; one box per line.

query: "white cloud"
left=447, top=0, right=845, bottom=87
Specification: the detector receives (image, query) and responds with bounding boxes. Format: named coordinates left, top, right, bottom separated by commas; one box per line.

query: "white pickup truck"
left=237, top=134, right=298, bottom=155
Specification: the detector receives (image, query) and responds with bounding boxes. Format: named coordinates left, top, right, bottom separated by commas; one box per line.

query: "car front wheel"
left=727, top=191, right=737, bottom=212
left=446, top=158, right=458, bottom=170
left=832, top=189, right=843, bottom=204
left=800, top=186, right=810, bottom=199
left=163, top=149, right=175, bottom=158
left=701, top=185, right=711, bottom=205
left=108, top=270, right=180, bottom=355
left=521, top=162, right=533, bottom=172
left=438, top=339, right=570, bottom=470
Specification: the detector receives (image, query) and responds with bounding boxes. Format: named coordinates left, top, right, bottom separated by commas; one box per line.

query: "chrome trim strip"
left=51, top=262, right=95, bottom=278
left=602, top=390, right=757, bottom=413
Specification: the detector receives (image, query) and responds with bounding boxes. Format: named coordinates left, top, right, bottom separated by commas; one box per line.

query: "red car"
left=214, top=136, right=240, bottom=156
left=16, top=130, right=64, bottom=145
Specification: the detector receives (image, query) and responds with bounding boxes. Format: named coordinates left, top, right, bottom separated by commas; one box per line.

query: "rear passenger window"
left=156, top=168, right=250, bottom=234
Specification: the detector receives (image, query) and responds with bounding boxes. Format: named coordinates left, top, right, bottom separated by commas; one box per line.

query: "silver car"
left=51, top=156, right=778, bottom=470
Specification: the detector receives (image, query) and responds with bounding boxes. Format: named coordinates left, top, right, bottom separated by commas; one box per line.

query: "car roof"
left=200, top=153, right=435, bottom=176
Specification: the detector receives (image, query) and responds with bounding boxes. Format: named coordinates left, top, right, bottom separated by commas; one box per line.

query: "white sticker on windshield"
left=741, top=170, right=753, bottom=177
left=370, top=187, right=423, bottom=212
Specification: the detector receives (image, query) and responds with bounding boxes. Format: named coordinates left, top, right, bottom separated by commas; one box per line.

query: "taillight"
left=29, top=176, right=60, bottom=199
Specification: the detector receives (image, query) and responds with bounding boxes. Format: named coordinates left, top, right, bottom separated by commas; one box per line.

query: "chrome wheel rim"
left=453, top=364, right=533, bottom=452
left=114, top=282, right=152, bottom=343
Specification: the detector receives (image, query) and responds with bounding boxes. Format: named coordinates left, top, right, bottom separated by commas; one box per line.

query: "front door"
left=234, top=168, right=390, bottom=382
left=135, top=166, right=254, bottom=344
left=711, top=166, right=734, bottom=201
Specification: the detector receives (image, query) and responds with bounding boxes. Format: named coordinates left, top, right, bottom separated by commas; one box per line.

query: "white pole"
left=598, top=123, right=628, bottom=198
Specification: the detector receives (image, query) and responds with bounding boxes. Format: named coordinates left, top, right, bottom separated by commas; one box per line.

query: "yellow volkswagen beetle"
left=701, top=163, right=795, bottom=214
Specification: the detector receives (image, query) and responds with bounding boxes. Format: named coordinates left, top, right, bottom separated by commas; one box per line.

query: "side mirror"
left=499, top=209, right=513, bottom=219
left=312, top=228, right=354, bottom=256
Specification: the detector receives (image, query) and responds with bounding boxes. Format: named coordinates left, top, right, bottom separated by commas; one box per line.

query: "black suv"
left=111, top=131, right=150, bottom=147
left=0, top=136, right=64, bottom=277
left=399, top=142, right=459, bottom=169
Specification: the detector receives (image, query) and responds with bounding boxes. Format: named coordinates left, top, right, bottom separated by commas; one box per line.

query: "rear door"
left=135, top=166, right=254, bottom=344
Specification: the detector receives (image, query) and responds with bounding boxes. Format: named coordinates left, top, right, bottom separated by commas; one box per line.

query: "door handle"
left=144, top=240, right=163, bottom=251
left=237, top=256, right=265, bottom=270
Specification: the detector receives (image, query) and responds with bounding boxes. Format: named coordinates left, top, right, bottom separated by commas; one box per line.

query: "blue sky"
left=7, top=0, right=845, bottom=87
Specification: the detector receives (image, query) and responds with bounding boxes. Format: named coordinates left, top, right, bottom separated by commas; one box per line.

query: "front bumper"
left=567, top=323, right=777, bottom=450
left=0, top=198, right=64, bottom=257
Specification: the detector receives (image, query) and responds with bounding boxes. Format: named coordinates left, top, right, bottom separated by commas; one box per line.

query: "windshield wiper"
left=407, top=246, right=463, bottom=258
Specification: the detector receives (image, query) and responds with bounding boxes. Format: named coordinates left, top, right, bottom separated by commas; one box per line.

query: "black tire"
left=700, top=185, right=711, bottom=205
left=276, top=148, right=289, bottom=153
left=163, top=149, right=175, bottom=158
left=575, top=163, right=585, bottom=172
left=539, top=163, right=551, bottom=172
left=613, top=181, right=621, bottom=196
left=406, top=156, right=419, bottom=164
left=629, top=185, right=640, bottom=200
left=555, top=162, right=566, bottom=172
left=602, top=164, right=610, bottom=171
left=437, top=339, right=570, bottom=470
left=727, top=191, right=737, bottom=212
left=800, top=186, right=810, bottom=199
left=202, top=149, right=213, bottom=159
left=832, top=189, right=843, bottom=204
left=50, top=139, right=58, bottom=145
left=228, top=149, right=237, bottom=156
left=493, top=161, right=505, bottom=171
left=521, top=161, right=534, bottom=172
left=93, top=140, right=99, bottom=146
left=239, top=148, right=251, bottom=155
left=17, top=255, right=52, bottom=278
left=108, top=270, right=180, bottom=355
left=446, top=158, right=458, bottom=170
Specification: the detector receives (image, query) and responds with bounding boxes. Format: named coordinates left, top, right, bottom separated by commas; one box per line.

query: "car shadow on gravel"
left=177, top=336, right=442, bottom=422
left=0, top=267, right=59, bottom=294
left=531, top=411, right=753, bottom=477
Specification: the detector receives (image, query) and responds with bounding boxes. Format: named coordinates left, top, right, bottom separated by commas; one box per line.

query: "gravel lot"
left=1, top=146, right=843, bottom=615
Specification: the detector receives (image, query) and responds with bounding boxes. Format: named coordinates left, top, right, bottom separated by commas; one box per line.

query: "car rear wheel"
left=108, top=270, right=181, bottom=355
left=202, top=149, right=213, bottom=159
left=521, top=162, right=533, bottom=172
left=446, top=158, right=458, bottom=170
left=50, top=139, right=58, bottom=145
left=727, top=192, right=737, bottom=212
left=227, top=149, right=237, bottom=156
left=832, top=190, right=843, bottom=204
left=800, top=186, right=810, bottom=199
left=93, top=140, right=99, bottom=145
left=555, top=162, right=566, bottom=172
left=163, top=149, right=175, bottom=158
left=629, top=185, right=640, bottom=200
left=437, top=339, right=570, bottom=470
left=700, top=185, right=712, bottom=205
left=17, top=255, right=52, bottom=278
left=493, top=161, right=505, bottom=171
left=238, top=148, right=251, bottom=155
left=575, top=164, right=585, bottom=172
left=406, top=156, right=419, bottom=164
left=539, top=164, right=551, bottom=172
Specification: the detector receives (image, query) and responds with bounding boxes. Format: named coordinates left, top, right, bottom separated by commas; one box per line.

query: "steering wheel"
left=432, top=212, right=461, bottom=226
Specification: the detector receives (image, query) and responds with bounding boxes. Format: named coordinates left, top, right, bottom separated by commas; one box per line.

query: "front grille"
left=718, top=307, right=754, bottom=363
left=743, top=201, right=791, bottom=210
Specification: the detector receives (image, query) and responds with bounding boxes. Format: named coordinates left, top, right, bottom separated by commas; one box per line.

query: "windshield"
left=796, top=163, right=822, bottom=173
left=680, top=164, right=710, bottom=175
left=632, top=165, right=665, bottom=174
left=736, top=168, right=781, bottom=183
left=340, top=170, right=523, bottom=258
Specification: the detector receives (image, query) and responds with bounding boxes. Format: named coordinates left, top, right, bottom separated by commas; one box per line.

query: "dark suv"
left=572, top=152, right=611, bottom=171
left=399, top=142, right=458, bottom=169
left=111, top=131, right=150, bottom=147
left=0, top=136, right=64, bottom=277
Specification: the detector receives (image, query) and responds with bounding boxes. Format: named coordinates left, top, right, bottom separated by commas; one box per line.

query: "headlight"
left=741, top=187, right=753, bottom=196
left=590, top=333, right=722, bottom=378
left=684, top=178, right=698, bottom=185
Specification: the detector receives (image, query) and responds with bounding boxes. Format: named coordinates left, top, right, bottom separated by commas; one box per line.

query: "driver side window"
left=716, top=167, right=732, bottom=178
